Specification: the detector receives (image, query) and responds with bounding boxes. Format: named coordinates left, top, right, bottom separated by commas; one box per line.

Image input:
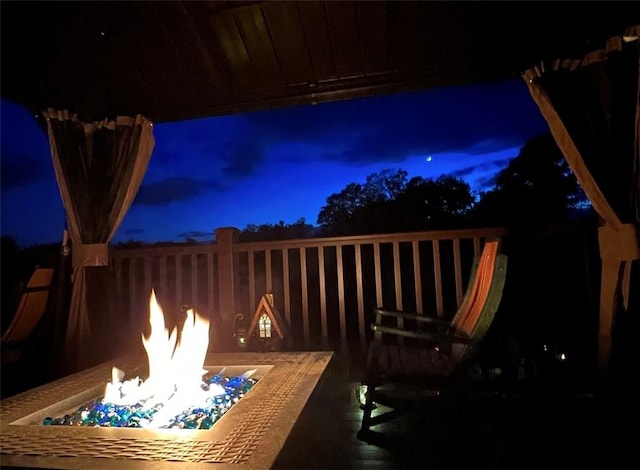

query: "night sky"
left=1, top=78, right=549, bottom=248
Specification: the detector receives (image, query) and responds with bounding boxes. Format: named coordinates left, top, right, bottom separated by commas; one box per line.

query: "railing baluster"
left=336, top=244, right=346, bottom=346
left=128, top=257, right=137, bottom=327
left=473, top=236, right=482, bottom=256
left=354, top=243, right=365, bottom=350
left=113, top=257, right=124, bottom=324
left=265, top=249, right=272, bottom=293
left=374, top=242, right=383, bottom=309
left=175, top=255, right=182, bottom=311
left=432, top=240, right=443, bottom=317
left=191, top=253, right=197, bottom=308
left=248, top=249, right=256, bottom=315
left=453, top=238, right=463, bottom=305
left=144, top=256, right=151, bottom=302
left=318, top=245, right=328, bottom=348
left=160, top=255, right=167, bottom=302
left=393, top=241, right=402, bottom=312
left=412, top=240, right=422, bottom=314
left=300, top=247, right=310, bottom=349
left=282, top=248, right=291, bottom=330
left=207, top=251, right=214, bottom=317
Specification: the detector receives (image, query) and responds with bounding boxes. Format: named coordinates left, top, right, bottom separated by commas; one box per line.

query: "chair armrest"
left=374, top=308, right=455, bottom=336
left=374, top=308, right=451, bottom=326
left=363, top=322, right=472, bottom=387
left=371, top=323, right=473, bottom=345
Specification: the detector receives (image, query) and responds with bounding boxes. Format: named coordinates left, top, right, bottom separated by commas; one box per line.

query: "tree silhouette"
left=239, top=218, right=317, bottom=242
left=471, top=132, right=589, bottom=227
left=317, top=170, right=475, bottom=235
left=317, top=169, right=408, bottom=236
left=391, top=175, right=475, bottom=231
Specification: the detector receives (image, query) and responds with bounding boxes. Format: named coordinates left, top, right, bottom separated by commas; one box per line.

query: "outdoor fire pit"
left=1, top=291, right=333, bottom=468
left=1, top=351, right=332, bottom=468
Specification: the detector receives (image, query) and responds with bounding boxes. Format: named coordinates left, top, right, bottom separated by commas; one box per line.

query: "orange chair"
left=358, top=240, right=507, bottom=438
left=2, top=267, right=54, bottom=367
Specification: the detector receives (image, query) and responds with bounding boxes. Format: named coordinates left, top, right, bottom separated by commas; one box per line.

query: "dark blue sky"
left=1, top=78, right=548, bottom=247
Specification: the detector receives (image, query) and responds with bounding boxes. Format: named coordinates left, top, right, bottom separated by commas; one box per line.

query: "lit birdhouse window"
left=258, top=313, right=272, bottom=338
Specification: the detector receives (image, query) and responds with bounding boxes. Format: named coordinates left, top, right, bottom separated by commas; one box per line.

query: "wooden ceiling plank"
left=296, top=1, right=336, bottom=83
left=5, top=2, right=93, bottom=115
left=234, top=4, right=284, bottom=89
left=180, top=3, right=236, bottom=90
left=158, top=1, right=229, bottom=94
left=356, top=1, right=390, bottom=76
left=143, top=1, right=214, bottom=106
left=96, top=2, right=159, bottom=116
left=417, top=4, right=473, bottom=84
left=261, top=1, right=314, bottom=86
left=386, top=1, right=422, bottom=72
left=208, top=12, right=256, bottom=89
left=193, top=67, right=459, bottom=121
left=55, top=4, right=118, bottom=118
left=79, top=0, right=200, bottom=120
left=324, top=1, right=364, bottom=80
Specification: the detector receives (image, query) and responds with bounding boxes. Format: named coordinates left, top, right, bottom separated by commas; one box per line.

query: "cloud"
left=243, top=78, right=547, bottom=165
left=150, top=135, right=266, bottom=183
left=473, top=156, right=517, bottom=191
left=121, top=228, right=146, bottom=235
left=450, top=156, right=515, bottom=180
left=220, top=139, right=266, bottom=179
left=150, top=116, right=268, bottom=183
left=464, top=139, right=516, bottom=156
left=144, top=79, right=547, bottom=191
left=486, top=157, right=514, bottom=170
left=134, top=177, right=223, bottom=207
left=450, top=165, right=479, bottom=180
left=475, top=173, right=501, bottom=192
left=176, top=230, right=213, bottom=240
left=0, top=154, right=52, bottom=189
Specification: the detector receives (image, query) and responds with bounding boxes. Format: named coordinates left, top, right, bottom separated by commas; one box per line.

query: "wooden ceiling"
left=1, top=1, right=637, bottom=123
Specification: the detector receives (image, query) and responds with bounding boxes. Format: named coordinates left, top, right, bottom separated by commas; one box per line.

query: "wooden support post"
left=215, top=227, right=240, bottom=350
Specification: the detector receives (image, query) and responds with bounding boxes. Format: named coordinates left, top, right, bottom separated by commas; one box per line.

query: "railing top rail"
left=232, top=227, right=507, bottom=252
left=111, top=243, right=217, bottom=258
left=110, top=226, right=507, bottom=258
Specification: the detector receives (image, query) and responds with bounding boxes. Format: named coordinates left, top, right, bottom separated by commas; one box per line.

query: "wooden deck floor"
left=1, top=344, right=638, bottom=469
left=271, top=346, right=639, bottom=470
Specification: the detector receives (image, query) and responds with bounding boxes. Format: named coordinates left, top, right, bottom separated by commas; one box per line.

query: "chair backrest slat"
left=451, top=240, right=499, bottom=336
left=2, top=268, right=54, bottom=343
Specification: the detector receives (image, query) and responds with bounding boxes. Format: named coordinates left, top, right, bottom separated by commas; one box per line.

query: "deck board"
left=272, top=345, right=639, bottom=470
left=1, top=344, right=637, bottom=469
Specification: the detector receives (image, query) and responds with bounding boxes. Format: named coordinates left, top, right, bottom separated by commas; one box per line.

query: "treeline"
left=239, top=132, right=593, bottom=242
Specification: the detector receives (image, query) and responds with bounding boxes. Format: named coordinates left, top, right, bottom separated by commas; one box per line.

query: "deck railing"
left=110, top=226, right=506, bottom=351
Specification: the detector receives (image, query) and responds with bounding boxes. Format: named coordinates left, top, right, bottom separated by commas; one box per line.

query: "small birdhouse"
left=247, top=293, right=288, bottom=351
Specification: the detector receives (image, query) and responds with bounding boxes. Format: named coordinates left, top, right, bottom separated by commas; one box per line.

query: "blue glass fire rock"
left=42, top=372, right=258, bottom=429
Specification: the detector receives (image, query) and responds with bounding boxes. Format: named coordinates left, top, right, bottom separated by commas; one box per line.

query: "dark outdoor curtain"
left=522, top=25, right=639, bottom=377
left=43, top=109, right=154, bottom=373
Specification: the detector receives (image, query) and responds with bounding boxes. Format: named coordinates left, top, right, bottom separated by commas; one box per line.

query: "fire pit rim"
left=1, top=351, right=333, bottom=469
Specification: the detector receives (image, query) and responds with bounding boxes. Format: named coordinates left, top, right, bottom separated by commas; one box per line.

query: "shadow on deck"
left=271, top=344, right=639, bottom=470
left=2, top=341, right=638, bottom=469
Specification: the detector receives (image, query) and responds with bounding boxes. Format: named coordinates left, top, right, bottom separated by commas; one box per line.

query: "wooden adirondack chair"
left=358, top=239, right=507, bottom=438
left=1, top=267, right=55, bottom=367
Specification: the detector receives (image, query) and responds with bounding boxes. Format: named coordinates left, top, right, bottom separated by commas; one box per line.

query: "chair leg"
left=360, top=333, right=383, bottom=435
left=359, top=384, right=377, bottom=434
